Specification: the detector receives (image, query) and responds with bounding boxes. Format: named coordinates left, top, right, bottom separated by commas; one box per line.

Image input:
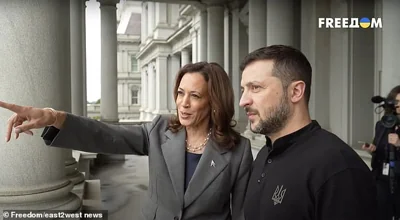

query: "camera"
left=371, top=95, right=399, bottom=129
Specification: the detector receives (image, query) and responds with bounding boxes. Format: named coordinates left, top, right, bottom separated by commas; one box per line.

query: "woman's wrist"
left=44, top=108, right=66, bottom=129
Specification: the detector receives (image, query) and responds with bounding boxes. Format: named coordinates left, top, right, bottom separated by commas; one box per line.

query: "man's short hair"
left=240, top=45, right=312, bottom=104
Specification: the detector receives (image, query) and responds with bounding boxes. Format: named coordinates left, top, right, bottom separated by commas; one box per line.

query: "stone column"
left=68, top=0, right=86, bottom=185
left=139, top=66, right=148, bottom=120
left=301, top=0, right=330, bottom=130
left=249, top=0, right=266, bottom=51
left=199, top=9, right=208, bottom=62
left=82, top=0, right=88, bottom=117
left=98, top=0, right=119, bottom=123
left=224, top=7, right=231, bottom=74
left=190, top=28, right=198, bottom=63
left=141, top=2, right=148, bottom=45
left=266, top=0, right=300, bottom=48
left=147, top=2, right=155, bottom=39
left=154, top=56, right=170, bottom=115
left=244, top=0, right=267, bottom=138
left=168, top=55, right=181, bottom=112
left=207, top=5, right=225, bottom=65
left=146, top=62, right=156, bottom=121
left=98, top=0, right=123, bottom=162
left=0, top=0, right=80, bottom=211
left=181, top=49, right=190, bottom=67
left=231, top=6, right=248, bottom=133
left=381, top=0, right=400, bottom=95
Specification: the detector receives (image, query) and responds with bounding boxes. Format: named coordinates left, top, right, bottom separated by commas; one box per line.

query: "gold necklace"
left=186, top=129, right=211, bottom=153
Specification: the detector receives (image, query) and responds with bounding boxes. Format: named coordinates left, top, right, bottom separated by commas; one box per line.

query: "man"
left=240, top=45, right=377, bottom=220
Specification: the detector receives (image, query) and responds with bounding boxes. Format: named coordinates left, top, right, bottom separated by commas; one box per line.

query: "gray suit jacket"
left=47, top=114, right=253, bottom=220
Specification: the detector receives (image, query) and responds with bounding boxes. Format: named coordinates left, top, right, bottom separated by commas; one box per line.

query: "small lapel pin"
left=210, top=160, right=215, bottom=167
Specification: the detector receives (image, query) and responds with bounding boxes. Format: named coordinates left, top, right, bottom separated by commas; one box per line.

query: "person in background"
left=362, top=85, right=400, bottom=220
left=240, top=45, right=377, bottom=220
left=0, top=62, right=253, bottom=220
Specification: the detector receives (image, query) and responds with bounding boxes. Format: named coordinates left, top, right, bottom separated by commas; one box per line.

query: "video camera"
left=371, top=95, right=399, bottom=129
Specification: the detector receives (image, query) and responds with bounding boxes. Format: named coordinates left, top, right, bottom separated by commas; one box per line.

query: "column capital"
left=97, top=0, right=119, bottom=7
left=228, top=0, right=242, bottom=10
left=204, top=2, right=227, bottom=8
left=189, top=27, right=198, bottom=36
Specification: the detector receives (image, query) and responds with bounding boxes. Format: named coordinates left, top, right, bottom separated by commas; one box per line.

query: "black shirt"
left=244, top=120, right=377, bottom=220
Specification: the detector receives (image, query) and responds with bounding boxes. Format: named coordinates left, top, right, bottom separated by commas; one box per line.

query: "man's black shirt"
left=244, top=120, right=377, bottom=220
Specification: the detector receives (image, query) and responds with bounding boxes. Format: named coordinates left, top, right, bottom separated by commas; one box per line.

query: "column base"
left=145, top=110, right=155, bottom=121
left=66, top=158, right=85, bottom=185
left=152, top=109, right=170, bottom=115
left=0, top=180, right=81, bottom=212
left=139, top=110, right=147, bottom=121
left=99, top=118, right=119, bottom=124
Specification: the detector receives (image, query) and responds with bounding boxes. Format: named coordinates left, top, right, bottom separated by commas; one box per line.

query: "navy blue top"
left=184, top=152, right=202, bottom=192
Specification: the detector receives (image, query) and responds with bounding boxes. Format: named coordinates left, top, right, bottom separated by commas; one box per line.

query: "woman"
left=1, top=62, right=253, bottom=220
left=362, top=85, right=400, bottom=220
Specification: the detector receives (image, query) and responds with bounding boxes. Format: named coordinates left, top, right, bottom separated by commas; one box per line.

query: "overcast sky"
left=86, top=0, right=101, bottom=102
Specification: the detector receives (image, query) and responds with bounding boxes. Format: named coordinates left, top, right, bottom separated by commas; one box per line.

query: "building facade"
left=137, top=0, right=400, bottom=150
left=87, top=1, right=142, bottom=120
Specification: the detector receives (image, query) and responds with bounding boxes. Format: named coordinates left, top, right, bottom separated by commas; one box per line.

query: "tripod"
left=386, top=126, right=400, bottom=220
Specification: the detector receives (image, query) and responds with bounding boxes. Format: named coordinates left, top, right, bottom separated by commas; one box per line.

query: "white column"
left=231, top=7, right=248, bottom=133
left=199, top=10, right=208, bottom=61
left=381, top=0, right=400, bottom=95
left=68, top=0, right=86, bottom=185
left=181, top=49, right=190, bottom=67
left=191, top=28, right=198, bottom=63
left=245, top=0, right=267, bottom=138
left=207, top=5, right=225, bottom=65
left=249, top=0, right=266, bottom=51
left=155, top=3, right=167, bottom=25
left=266, top=0, right=299, bottom=47
left=71, top=0, right=85, bottom=118
left=301, top=0, right=330, bottom=129
left=98, top=0, right=119, bottom=123
left=154, top=56, right=169, bottom=115
left=197, top=29, right=201, bottom=61
left=328, top=0, right=351, bottom=141
left=82, top=0, right=88, bottom=117
left=347, top=0, right=377, bottom=148
left=0, top=0, right=80, bottom=211
left=146, top=62, right=156, bottom=121
left=224, top=7, right=231, bottom=74
left=140, top=66, right=148, bottom=120
left=147, top=2, right=154, bottom=39
left=168, top=55, right=180, bottom=112
left=141, top=2, right=148, bottom=45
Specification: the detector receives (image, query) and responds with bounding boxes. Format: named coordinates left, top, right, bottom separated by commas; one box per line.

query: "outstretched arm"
left=43, top=113, right=161, bottom=155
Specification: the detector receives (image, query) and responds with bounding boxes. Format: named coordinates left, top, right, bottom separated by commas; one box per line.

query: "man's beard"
left=250, top=93, right=291, bottom=136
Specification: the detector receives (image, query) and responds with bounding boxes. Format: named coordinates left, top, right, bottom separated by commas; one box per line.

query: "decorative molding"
left=97, top=0, right=119, bottom=7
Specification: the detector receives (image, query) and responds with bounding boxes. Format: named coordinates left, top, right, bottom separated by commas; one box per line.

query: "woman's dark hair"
left=385, top=85, right=400, bottom=114
left=168, top=62, right=241, bottom=149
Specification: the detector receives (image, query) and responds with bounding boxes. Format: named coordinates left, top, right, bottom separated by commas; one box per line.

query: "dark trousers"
left=376, top=178, right=400, bottom=220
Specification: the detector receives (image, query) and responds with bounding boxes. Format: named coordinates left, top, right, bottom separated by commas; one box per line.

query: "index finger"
left=0, top=101, right=25, bottom=113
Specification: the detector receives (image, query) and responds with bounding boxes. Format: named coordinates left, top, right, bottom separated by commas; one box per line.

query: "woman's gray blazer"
left=44, top=113, right=253, bottom=220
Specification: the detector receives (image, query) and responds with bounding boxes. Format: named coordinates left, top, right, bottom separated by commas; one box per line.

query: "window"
left=131, top=55, right=138, bottom=72
left=131, top=89, right=138, bottom=104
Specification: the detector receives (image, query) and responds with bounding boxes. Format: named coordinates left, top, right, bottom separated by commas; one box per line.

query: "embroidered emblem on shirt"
left=272, top=185, right=286, bottom=205
left=210, top=160, right=215, bottom=167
